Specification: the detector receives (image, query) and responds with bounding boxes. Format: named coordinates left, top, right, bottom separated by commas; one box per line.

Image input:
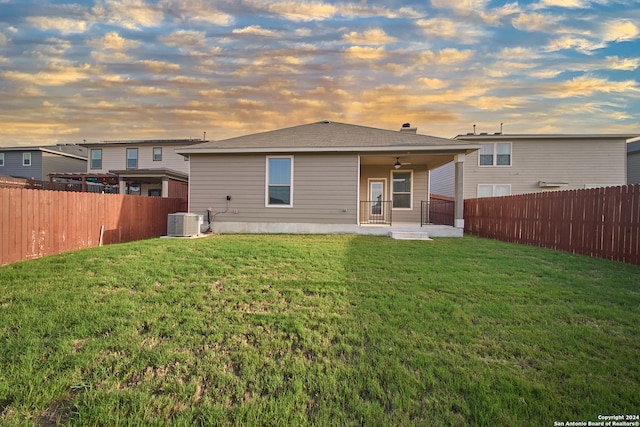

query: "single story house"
left=177, top=121, right=480, bottom=237
left=430, top=133, right=638, bottom=199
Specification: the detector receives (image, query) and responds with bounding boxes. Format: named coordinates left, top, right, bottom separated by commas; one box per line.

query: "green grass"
left=0, top=234, right=638, bottom=426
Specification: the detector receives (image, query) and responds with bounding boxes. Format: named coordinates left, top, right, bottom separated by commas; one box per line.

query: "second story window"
left=479, top=143, right=511, bottom=166
left=153, top=147, right=162, bottom=161
left=23, top=152, right=31, bottom=166
left=90, top=149, right=102, bottom=169
left=127, top=148, right=138, bottom=169
left=0, top=153, right=4, bottom=166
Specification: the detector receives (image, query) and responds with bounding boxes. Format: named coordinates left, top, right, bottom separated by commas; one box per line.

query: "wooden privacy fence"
left=1, top=188, right=185, bottom=266
left=464, top=185, right=640, bottom=265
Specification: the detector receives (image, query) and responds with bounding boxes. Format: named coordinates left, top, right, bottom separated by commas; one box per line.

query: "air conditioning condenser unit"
left=167, top=213, right=202, bottom=237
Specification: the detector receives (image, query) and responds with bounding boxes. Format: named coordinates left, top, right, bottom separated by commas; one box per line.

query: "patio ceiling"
left=359, top=152, right=458, bottom=170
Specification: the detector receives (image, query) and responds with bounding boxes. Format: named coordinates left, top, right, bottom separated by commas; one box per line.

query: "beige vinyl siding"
left=89, top=146, right=126, bottom=172
left=189, top=153, right=359, bottom=224
left=429, top=162, right=455, bottom=198
left=359, top=164, right=429, bottom=224
left=88, top=145, right=190, bottom=174
left=463, top=138, right=626, bottom=199
left=628, top=152, right=640, bottom=184
left=143, top=146, right=189, bottom=172
left=41, top=152, right=86, bottom=179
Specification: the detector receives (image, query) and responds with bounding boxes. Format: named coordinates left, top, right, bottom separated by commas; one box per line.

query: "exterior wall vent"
left=167, top=213, right=202, bottom=237
left=538, top=181, right=569, bottom=188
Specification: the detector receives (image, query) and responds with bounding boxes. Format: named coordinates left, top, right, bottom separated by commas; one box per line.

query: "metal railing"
left=359, top=200, right=393, bottom=225
left=421, top=200, right=454, bottom=226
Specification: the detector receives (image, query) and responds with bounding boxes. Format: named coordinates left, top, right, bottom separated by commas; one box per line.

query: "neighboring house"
left=0, top=144, right=87, bottom=181
left=627, top=140, right=640, bottom=185
left=430, top=133, right=637, bottom=199
left=177, top=121, right=480, bottom=236
left=71, top=139, right=203, bottom=197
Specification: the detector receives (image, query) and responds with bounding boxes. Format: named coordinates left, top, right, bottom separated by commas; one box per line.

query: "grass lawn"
left=0, top=234, right=639, bottom=426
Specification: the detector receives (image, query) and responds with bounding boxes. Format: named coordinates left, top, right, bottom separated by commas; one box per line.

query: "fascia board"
left=177, top=144, right=480, bottom=155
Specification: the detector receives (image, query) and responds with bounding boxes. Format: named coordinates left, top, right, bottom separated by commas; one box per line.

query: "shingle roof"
left=178, top=121, right=477, bottom=154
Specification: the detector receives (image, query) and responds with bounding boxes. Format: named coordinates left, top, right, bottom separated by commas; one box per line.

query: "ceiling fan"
left=394, top=157, right=411, bottom=169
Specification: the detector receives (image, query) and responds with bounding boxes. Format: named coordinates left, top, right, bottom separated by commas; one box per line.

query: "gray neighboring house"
left=0, top=144, right=87, bottom=180
left=430, top=133, right=638, bottom=199
left=627, top=140, right=640, bottom=185
left=178, top=121, right=480, bottom=236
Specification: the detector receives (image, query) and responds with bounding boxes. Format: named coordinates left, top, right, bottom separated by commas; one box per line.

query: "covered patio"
left=358, top=150, right=467, bottom=229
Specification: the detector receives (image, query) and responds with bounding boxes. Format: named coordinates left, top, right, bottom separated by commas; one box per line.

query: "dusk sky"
left=0, top=0, right=639, bottom=146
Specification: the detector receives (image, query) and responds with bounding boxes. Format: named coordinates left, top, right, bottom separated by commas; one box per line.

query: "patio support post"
left=119, top=177, right=127, bottom=195
left=454, top=153, right=464, bottom=229
left=161, top=177, right=169, bottom=197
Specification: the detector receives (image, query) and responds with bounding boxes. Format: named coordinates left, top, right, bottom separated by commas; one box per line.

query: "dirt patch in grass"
left=37, top=396, right=76, bottom=427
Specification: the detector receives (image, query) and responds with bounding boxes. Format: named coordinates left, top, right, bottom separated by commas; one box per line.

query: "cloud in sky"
left=0, top=0, right=638, bottom=146
left=343, top=29, right=397, bottom=45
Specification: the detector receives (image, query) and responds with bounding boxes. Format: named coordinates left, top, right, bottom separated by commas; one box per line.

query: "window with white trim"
left=23, top=152, right=31, bottom=166
left=392, top=170, right=412, bottom=209
left=478, top=184, right=511, bottom=198
left=126, top=148, right=138, bottom=169
left=266, top=156, right=293, bottom=207
left=479, top=143, right=511, bottom=166
left=153, top=147, right=162, bottom=161
left=90, top=149, right=102, bottom=169
left=0, top=153, right=4, bottom=167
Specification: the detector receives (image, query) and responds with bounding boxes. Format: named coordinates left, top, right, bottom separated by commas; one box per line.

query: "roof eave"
left=39, top=148, right=87, bottom=160
left=177, top=144, right=480, bottom=155
left=109, top=168, right=188, bottom=181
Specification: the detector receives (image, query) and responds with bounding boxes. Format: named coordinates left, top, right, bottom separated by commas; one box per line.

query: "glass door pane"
left=370, top=181, right=383, bottom=215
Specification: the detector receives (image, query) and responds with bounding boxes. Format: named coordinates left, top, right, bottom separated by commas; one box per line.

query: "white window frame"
left=90, top=149, right=102, bottom=170
left=153, top=147, right=162, bottom=162
left=367, top=177, right=388, bottom=218
left=477, top=184, right=511, bottom=198
left=478, top=142, right=511, bottom=167
left=126, top=148, right=138, bottom=169
left=23, top=152, right=31, bottom=166
left=265, top=156, right=293, bottom=208
left=0, top=153, right=4, bottom=167
left=391, top=170, right=413, bottom=210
